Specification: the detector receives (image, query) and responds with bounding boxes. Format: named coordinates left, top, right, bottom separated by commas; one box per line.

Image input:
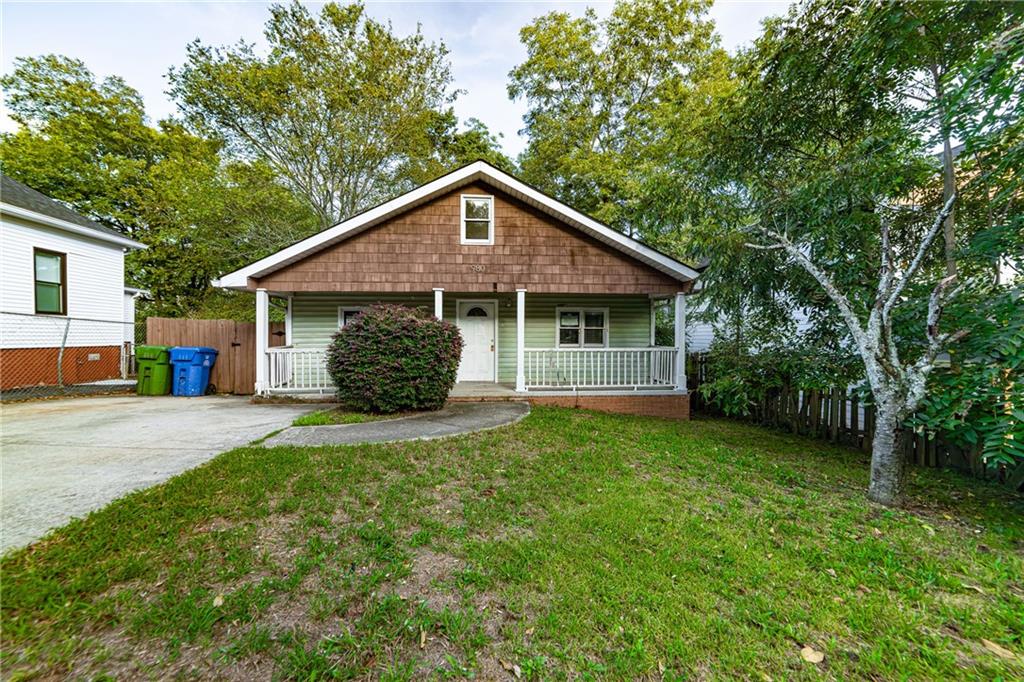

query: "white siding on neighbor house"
left=1, top=214, right=127, bottom=349
left=685, top=296, right=814, bottom=352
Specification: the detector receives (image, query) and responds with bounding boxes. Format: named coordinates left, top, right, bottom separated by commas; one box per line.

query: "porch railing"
left=524, top=347, right=678, bottom=390
left=267, top=347, right=330, bottom=393
left=264, top=346, right=679, bottom=394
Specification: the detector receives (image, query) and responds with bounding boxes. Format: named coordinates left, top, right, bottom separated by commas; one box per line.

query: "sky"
left=0, top=1, right=791, bottom=157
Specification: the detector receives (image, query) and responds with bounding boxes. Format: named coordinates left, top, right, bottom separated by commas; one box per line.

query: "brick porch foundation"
left=527, top=393, right=689, bottom=420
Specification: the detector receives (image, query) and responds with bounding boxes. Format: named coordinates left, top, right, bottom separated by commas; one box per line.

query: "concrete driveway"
left=1, top=395, right=313, bottom=553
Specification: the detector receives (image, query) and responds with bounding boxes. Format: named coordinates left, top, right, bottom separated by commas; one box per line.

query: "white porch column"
left=433, top=287, right=444, bottom=319
left=255, top=288, right=270, bottom=394
left=285, top=295, right=293, bottom=346
left=674, top=291, right=687, bottom=392
left=515, top=288, right=527, bottom=392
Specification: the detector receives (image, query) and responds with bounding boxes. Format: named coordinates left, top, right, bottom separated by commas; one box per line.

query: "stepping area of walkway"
left=262, top=401, right=530, bottom=448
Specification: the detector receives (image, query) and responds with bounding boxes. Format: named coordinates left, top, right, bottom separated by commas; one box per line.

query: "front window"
left=461, top=195, right=493, bottom=245
left=338, top=307, right=365, bottom=328
left=557, top=308, right=608, bottom=348
left=34, top=249, right=65, bottom=315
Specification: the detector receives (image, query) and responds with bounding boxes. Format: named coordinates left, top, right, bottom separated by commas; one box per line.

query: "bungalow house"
left=214, top=161, right=700, bottom=418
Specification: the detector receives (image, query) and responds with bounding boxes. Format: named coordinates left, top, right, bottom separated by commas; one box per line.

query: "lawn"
left=3, top=407, right=1022, bottom=680
left=292, top=408, right=419, bottom=426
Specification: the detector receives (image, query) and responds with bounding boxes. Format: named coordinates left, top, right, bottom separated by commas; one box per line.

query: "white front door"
left=456, top=301, right=496, bottom=382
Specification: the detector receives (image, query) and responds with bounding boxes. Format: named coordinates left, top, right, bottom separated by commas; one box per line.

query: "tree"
left=508, top=0, right=728, bottom=235
left=1, top=55, right=160, bottom=237
left=851, top=2, right=1015, bottom=278
left=168, top=1, right=458, bottom=227
left=678, top=1, right=1021, bottom=504
left=437, top=117, right=515, bottom=173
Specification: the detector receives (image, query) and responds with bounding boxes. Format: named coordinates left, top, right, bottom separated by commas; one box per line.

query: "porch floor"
left=449, top=382, right=520, bottom=400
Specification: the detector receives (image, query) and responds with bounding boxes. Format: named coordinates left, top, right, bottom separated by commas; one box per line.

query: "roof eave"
left=1, top=203, right=146, bottom=250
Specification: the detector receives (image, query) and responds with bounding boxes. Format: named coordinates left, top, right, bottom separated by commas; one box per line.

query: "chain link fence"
left=0, top=311, right=147, bottom=401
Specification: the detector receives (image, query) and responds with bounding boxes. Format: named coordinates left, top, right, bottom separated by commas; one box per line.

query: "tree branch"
left=882, top=193, right=957, bottom=319
left=745, top=223, right=868, bottom=352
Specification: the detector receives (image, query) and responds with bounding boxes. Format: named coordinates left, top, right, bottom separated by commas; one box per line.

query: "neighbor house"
left=0, top=175, right=146, bottom=391
left=214, top=162, right=700, bottom=417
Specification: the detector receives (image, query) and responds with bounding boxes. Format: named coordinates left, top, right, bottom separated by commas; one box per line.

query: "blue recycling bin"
left=169, top=346, right=218, bottom=396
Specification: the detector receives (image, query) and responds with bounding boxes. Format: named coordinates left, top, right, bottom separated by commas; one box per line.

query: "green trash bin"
left=136, top=345, right=172, bottom=395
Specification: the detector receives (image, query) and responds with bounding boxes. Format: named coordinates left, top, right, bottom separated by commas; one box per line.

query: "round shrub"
left=326, top=304, right=463, bottom=413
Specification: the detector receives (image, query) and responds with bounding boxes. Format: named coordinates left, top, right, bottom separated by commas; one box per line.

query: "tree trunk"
left=867, top=409, right=906, bottom=506
left=930, top=62, right=958, bottom=278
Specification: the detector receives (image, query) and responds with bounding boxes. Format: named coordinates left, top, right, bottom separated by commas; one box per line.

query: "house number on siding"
left=469, top=264, right=486, bottom=273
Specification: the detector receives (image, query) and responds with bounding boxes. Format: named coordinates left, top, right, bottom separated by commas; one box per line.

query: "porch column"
left=515, top=288, right=527, bottom=392
left=285, top=295, right=293, bottom=346
left=433, top=287, right=444, bottom=319
left=674, top=291, right=687, bottom=392
left=255, top=288, right=269, bottom=394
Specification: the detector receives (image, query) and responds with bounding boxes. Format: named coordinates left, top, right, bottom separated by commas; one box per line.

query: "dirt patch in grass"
left=394, top=548, right=462, bottom=611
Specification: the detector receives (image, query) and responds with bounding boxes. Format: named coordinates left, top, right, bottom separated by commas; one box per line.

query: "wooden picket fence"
left=688, top=353, right=1021, bottom=488
left=145, top=317, right=286, bottom=395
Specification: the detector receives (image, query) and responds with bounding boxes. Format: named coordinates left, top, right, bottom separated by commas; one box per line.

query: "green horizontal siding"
left=290, top=292, right=654, bottom=383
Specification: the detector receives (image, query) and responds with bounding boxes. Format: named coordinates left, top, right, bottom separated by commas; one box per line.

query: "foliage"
left=169, top=1, right=458, bottom=227
left=698, top=338, right=860, bottom=418
left=508, top=0, right=729, bottom=235
left=433, top=116, right=516, bottom=174
left=911, top=287, right=1024, bottom=467
left=326, top=305, right=462, bottom=413
left=661, top=0, right=1023, bottom=498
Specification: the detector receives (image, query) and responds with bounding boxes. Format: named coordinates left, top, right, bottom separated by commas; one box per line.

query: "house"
left=0, top=175, right=146, bottom=392
left=214, top=161, right=701, bottom=418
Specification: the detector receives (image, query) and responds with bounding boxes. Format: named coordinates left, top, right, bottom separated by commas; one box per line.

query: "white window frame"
left=338, top=306, right=366, bottom=329
left=460, top=194, right=494, bottom=245
left=555, top=306, right=610, bottom=348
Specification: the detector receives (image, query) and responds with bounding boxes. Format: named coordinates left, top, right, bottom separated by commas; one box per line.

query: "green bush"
left=326, top=304, right=463, bottom=413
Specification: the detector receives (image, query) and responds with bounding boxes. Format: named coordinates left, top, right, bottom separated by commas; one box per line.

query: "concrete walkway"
left=262, top=401, right=530, bottom=448
left=1, top=395, right=313, bottom=553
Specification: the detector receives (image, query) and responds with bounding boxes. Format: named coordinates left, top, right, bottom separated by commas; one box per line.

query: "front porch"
left=255, top=289, right=688, bottom=398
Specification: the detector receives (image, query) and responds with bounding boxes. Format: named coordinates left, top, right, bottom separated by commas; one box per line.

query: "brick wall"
left=528, top=393, right=690, bottom=420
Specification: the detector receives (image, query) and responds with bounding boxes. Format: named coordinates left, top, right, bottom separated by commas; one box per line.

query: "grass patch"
left=3, top=408, right=1022, bottom=679
left=292, top=408, right=419, bottom=426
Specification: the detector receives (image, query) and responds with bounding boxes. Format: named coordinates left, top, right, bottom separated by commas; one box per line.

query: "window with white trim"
left=460, top=194, right=493, bottom=245
left=556, top=308, right=608, bottom=348
left=338, top=306, right=365, bottom=328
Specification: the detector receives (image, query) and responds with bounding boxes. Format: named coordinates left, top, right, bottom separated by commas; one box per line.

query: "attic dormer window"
left=461, top=194, right=493, bottom=245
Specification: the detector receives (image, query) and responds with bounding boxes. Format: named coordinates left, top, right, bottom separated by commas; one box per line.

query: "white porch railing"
left=524, top=347, right=678, bottom=390
left=265, top=346, right=679, bottom=394
left=267, top=347, right=330, bottom=393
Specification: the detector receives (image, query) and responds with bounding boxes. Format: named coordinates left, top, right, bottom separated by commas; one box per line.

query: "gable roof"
left=0, top=174, right=145, bottom=250
left=214, top=160, right=701, bottom=289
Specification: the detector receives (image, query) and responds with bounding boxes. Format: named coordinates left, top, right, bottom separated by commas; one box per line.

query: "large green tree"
left=508, top=0, right=729, bottom=235
left=676, top=1, right=1022, bottom=503
left=169, top=1, right=459, bottom=227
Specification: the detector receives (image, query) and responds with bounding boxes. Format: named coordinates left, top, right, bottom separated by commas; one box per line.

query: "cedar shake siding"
left=253, top=183, right=687, bottom=295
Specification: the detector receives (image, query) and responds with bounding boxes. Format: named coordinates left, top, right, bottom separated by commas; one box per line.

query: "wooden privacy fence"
left=687, top=353, right=1021, bottom=488
left=146, top=318, right=285, bottom=395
